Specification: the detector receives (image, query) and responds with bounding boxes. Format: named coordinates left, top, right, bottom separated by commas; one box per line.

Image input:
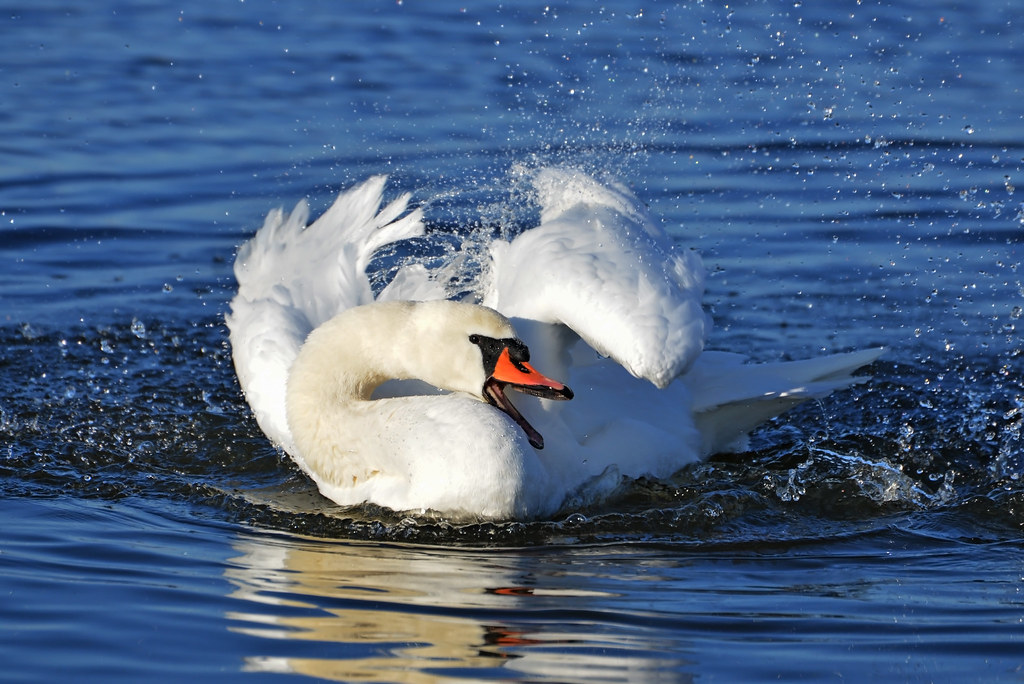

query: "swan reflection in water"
left=224, top=532, right=691, bottom=682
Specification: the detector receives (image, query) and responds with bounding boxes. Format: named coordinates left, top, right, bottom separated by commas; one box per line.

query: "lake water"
left=2, top=1, right=1022, bottom=681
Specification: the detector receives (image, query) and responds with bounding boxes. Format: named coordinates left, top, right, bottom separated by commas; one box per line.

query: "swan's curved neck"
left=285, top=301, right=496, bottom=435
left=289, top=302, right=430, bottom=405
left=284, top=303, right=436, bottom=477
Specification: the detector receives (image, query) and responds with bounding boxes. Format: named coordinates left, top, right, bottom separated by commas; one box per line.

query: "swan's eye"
left=469, top=334, right=481, bottom=345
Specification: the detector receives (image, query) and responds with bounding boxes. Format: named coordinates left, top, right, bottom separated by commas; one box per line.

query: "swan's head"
left=469, top=330, right=573, bottom=449
left=404, top=301, right=574, bottom=449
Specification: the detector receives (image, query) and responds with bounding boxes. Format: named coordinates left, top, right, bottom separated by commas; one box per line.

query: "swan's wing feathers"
left=488, top=168, right=707, bottom=388
left=311, top=179, right=425, bottom=277
left=533, top=166, right=650, bottom=232
left=687, top=348, right=885, bottom=412
left=377, top=263, right=450, bottom=302
left=226, top=299, right=309, bottom=452
left=687, top=348, right=885, bottom=454
left=233, top=176, right=424, bottom=326
left=232, top=200, right=310, bottom=303
left=367, top=192, right=423, bottom=248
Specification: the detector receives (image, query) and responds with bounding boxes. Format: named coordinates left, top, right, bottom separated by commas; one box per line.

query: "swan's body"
left=228, top=168, right=882, bottom=520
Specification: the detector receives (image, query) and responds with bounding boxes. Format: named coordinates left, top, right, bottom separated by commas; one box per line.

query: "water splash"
left=1, top=312, right=1020, bottom=546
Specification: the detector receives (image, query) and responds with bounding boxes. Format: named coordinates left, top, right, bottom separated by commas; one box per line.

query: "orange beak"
left=490, top=348, right=572, bottom=396
left=483, top=347, right=572, bottom=450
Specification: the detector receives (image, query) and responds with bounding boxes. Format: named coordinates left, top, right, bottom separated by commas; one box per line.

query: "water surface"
left=2, top=1, right=1022, bottom=681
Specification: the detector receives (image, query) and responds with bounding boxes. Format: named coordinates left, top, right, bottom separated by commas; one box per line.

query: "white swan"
left=227, top=168, right=882, bottom=520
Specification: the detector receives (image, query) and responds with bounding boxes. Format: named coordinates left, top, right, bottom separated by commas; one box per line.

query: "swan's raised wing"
left=233, top=176, right=423, bottom=330
left=227, top=176, right=424, bottom=451
left=485, top=167, right=708, bottom=388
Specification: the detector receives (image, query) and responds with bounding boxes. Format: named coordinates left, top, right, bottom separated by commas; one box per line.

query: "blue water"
left=2, top=1, right=1022, bottom=681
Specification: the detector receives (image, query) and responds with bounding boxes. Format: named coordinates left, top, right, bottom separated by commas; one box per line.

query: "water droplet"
left=20, top=323, right=40, bottom=340
left=130, top=318, right=147, bottom=339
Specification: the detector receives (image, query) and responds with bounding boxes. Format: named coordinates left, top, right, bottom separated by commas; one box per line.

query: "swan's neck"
left=284, top=301, right=491, bottom=460
left=288, top=302, right=428, bottom=407
left=283, top=303, right=424, bottom=487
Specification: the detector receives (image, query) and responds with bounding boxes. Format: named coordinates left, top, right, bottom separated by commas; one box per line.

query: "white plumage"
left=227, top=167, right=882, bottom=519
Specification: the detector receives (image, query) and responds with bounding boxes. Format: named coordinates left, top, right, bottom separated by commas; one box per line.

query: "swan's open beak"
left=483, top=347, right=573, bottom=450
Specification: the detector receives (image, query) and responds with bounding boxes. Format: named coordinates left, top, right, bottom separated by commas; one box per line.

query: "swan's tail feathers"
left=689, top=348, right=885, bottom=455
